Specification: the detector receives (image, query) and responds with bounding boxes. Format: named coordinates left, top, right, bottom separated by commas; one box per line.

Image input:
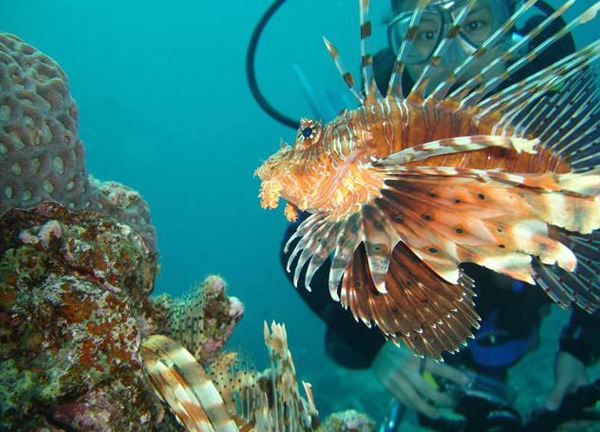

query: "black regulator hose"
left=246, top=0, right=300, bottom=130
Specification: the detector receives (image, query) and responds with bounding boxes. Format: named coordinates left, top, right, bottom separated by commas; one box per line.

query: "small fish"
left=256, top=0, right=600, bottom=358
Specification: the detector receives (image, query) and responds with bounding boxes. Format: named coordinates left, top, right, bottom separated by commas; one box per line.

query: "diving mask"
left=387, top=0, right=515, bottom=65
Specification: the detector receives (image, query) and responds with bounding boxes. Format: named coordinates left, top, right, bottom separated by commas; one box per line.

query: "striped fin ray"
left=387, top=0, right=430, bottom=98
left=323, top=37, right=363, bottom=103
left=410, top=0, right=479, bottom=97
left=340, top=242, right=480, bottom=359
left=428, top=0, right=541, bottom=102
left=286, top=211, right=365, bottom=301
left=359, top=0, right=381, bottom=98
left=142, top=335, right=240, bottom=432
left=457, top=1, right=600, bottom=107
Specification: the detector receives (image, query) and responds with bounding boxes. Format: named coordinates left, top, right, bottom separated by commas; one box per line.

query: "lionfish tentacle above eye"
left=429, top=0, right=542, bottom=102
left=359, top=0, right=381, bottom=99
left=323, top=37, right=363, bottom=103
left=457, top=1, right=599, bottom=107
left=387, top=0, right=430, bottom=98
left=411, top=0, right=479, bottom=97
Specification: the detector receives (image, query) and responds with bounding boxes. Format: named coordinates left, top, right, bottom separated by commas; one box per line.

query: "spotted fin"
left=341, top=242, right=480, bottom=359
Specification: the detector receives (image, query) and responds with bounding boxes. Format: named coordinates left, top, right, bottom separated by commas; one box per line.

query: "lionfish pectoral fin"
left=285, top=205, right=481, bottom=358
left=341, top=243, right=480, bottom=359
left=371, top=160, right=600, bottom=308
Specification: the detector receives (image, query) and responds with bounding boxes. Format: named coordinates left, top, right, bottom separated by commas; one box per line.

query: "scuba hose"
left=246, top=0, right=300, bottom=130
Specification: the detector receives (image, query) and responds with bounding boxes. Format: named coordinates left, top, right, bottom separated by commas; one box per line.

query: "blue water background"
left=1, top=0, right=598, bottom=422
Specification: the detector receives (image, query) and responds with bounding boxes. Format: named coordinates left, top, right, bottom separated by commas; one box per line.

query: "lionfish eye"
left=302, top=126, right=313, bottom=138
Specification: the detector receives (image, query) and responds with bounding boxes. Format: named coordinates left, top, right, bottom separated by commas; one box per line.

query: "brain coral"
left=0, top=32, right=92, bottom=212
left=0, top=32, right=157, bottom=253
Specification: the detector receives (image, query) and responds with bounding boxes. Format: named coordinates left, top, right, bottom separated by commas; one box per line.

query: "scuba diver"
left=247, top=0, right=600, bottom=430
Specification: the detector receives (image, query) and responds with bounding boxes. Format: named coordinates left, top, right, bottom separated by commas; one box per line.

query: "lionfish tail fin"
left=534, top=229, right=600, bottom=313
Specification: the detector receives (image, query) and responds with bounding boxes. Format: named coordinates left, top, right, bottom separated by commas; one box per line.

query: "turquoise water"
left=2, top=0, right=599, bottom=426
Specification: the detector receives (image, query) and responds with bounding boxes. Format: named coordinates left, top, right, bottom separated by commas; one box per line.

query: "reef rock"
left=0, top=202, right=159, bottom=430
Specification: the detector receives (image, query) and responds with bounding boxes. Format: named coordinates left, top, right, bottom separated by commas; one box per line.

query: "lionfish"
left=255, top=0, right=600, bottom=358
left=142, top=323, right=319, bottom=431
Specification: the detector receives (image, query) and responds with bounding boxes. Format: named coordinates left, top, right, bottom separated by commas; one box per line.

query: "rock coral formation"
left=0, top=32, right=157, bottom=253
left=319, top=410, right=375, bottom=432
left=0, top=202, right=159, bottom=430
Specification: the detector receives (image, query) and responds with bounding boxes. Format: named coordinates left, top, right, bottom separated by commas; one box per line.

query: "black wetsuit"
left=281, top=16, right=600, bottom=376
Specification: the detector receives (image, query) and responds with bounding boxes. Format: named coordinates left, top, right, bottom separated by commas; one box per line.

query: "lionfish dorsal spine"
left=387, top=0, right=430, bottom=98
left=359, top=0, right=381, bottom=99
left=323, top=36, right=363, bottom=103
left=410, top=0, right=479, bottom=97
left=457, top=0, right=590, bottom=108
left=429, top=0, right=548, bottom=102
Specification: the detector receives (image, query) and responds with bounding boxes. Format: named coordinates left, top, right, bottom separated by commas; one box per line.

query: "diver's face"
left=392, top=0, right=510, bottom=91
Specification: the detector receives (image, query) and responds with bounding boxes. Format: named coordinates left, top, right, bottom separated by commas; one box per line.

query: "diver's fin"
left=387, top=0, right=429, bottom=99
left=323, top=37, right=363, bottom=103
left=456, top=1, right=600, bottom=107
left=359, top=0, right=381, bottom=99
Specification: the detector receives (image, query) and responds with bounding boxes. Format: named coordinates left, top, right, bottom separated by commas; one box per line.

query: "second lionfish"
left=256, top=0, right=600, bottom=358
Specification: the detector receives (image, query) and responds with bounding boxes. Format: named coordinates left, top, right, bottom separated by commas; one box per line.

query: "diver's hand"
left=372, top=342, right=469, bottom=419
left=545, top=351, right=590, bottom=411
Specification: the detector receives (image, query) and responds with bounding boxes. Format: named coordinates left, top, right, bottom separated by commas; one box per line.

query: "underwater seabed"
left=0, top=31, right=376, bottom=431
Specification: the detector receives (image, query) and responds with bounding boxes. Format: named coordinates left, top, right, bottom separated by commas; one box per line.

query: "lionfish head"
left=255, top=118, right=326, bottom=210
